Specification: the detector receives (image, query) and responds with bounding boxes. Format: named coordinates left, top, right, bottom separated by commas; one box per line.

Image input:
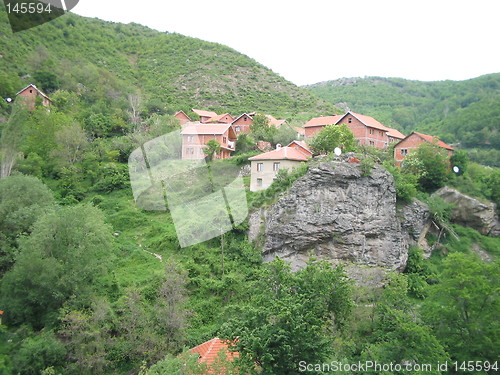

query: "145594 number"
left=6, top=2, right=52, bottom=14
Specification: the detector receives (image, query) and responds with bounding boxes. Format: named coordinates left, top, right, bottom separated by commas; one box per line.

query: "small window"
left=369, top=129, right=374, bottom=135
left=380, top=131, right=384, bottom=136
left=235, top=126, right=240, bottom=132
left=30, top=89, right=33, bottom=93
left=273, top=162, right=280, bottom=171
left=401, top=149, right=408, bottom=156
left=369, top=141, right=375, bottom=146
left=187, top=135, right=194, bottom=143
left=348, top=117, right=352, bottom=123
left=257, top=178, right=263, bottom=187
left=257, top=163, right=263, bottom=172
left=223, top=136, right=227, bottom=143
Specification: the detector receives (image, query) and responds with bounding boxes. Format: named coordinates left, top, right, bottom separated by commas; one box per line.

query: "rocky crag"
left=249, top=160, right=430, bottom=282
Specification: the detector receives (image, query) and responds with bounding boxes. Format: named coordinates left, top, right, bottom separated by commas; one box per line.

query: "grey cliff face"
left=433, top=186, right=500, bottom=237
left=249, top=162, right=419, bottom=275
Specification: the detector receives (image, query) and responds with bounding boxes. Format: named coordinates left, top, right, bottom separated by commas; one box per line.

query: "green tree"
left=361, top=274, right=449, bottom=375
left=251, top=114, right=278, bottom=142
left=0, top=204, right=113, bottom=327
left=450, top=149, right=468, bottom=176
left=33, top=70, right=60, bottom=93
left=204, top=139, right=222, bottom=162
left=422, top=253, right=499, bottom=364
left=0, top=175, right=54, bottom=276
left=220, top=258, right=352, bottom=375
left=309, top=124, right=356, bottom=154
left=402, top=142, right=452, bottom=192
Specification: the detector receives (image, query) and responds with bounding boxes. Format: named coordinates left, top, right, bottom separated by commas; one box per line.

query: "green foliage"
left=93, top=162, right=130, bottom=192
left=359, top=157, right=374, bottom=177
left=13, top=330, right=67, bottom=375
left=402, top=142, right=452, bottom=192
left=250, top=114, right=278, bottom=142
left=450, top=149, right=468, bottom=176
left=140, top=351, right=207, bottom=375
left=309, top=124, right=356, bottom=155
left=0, top=204, right=113, bottom=328
left=383, top=161, right=418, bottom=202
left=404, top=247, right=435, bottom=298
left=0, top=175, right=55, bottom=275
left=33, top=70, right=60, bottom=93
left=204, top=138, right=222, bottom=162
left=220, top=258, right=352, bottom=375
left=422, top=253, right=499, bottom=364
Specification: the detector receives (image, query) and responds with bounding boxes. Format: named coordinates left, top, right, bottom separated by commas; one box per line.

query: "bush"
left=93, top=162, right=130, bottom=192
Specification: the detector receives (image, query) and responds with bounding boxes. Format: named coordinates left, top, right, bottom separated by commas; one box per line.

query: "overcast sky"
left=73, top=0, right=500, bottom=86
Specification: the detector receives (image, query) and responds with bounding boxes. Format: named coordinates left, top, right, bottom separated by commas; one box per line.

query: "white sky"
left=73, top=0, right=500, bottom=86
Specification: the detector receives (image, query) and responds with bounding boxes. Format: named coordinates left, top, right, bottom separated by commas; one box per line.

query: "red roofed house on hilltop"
left=16, top=84, right=52, bottom=110
left=304, top=111, right=405, bottom=150
left=190, top=337, right=239, bottom=372
left=249, top=144, right=311, bottom=191
left=192, top=109, right=218, bottom=124
left=394, top=132, right=454, bottom=167
left=174, top=110, right=192, bottom=124
left=181, top=123, right=237, bottom=160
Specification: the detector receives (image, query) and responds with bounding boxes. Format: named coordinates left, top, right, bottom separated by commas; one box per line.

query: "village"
left=173, top=107, right=454, bottom=192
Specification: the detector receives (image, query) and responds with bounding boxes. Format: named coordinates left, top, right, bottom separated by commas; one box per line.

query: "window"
left=186, top=147, right=194, bottom=155
left=369, top=141, right=375, bottom=146
left=369, top=129, right=374, bottom=135
left=223, top=136, right=227, bottom=143
left=348, top=117, right=352, bottom=123
left=257, top=178, right=263, bottom=187
left=257, top=163, right=263, bottom=172
left=187, top=135, right=194, bottom=143
left=235, top=126, right=240, bottom=132
left=401, top=149, right=408, bottom=156
left=30, top=89, right=33, bottom=93
left=273, top=162, right=280, bottom=171
left=380, top=131, right=384, bottom=136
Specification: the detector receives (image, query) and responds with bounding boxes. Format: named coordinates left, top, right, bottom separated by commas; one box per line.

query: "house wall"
left=199, top=116, right=211, bottom=123
left=336, top=116, right=388, bottom=148
left=17, top=88, right=51, bottom=109
left=232, top=115, right=253, bottom=134
left=250, top=159, right=303, bottom=192
left=304, top=126, right=324, bottom=138
left=393, top=134, right=453, bottom=167
left=175, top=112, right=191, bottom=123
left=288, top=143, right=312, bottom=157
left=218, top=115, right=234, bottom=123
left=182, top=132, right=235, bottom=160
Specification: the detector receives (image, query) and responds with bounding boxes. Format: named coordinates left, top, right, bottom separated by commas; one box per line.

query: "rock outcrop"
left=249, top=161, right=428, bottom=279
left=433, top=187, right=500, bottom=236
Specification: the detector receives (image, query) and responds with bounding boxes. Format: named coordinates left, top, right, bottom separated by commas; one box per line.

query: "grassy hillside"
left=305, top=75, right=500, bottom=166
left=0, top=8, right=335, bottom=121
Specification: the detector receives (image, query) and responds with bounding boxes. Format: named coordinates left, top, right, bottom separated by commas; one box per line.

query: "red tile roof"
left=386, top=128, right=405, bottom=139
left=232, top=113, right=254, bottom=124
left=207, top=113, right=233, bottom=123
left=344, top=112, right=389, bottom=132
left=192, top=109, right=218, bottom=118
left=303, top=115, right=343, bottom=128
left=287, top=140, right=313, bottom=156
left=294, top=126, right=305, bottom=136
left=181, top=123, right=232, bottom=135
left=248, top=146, right=310, bottom=161
left=190, top=337, right=239, bottom=366
left=413, top=132, right=454, bottom=150
left=265, top=114, right=286, bottom=127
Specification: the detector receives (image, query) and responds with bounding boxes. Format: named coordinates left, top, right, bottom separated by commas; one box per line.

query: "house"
left=174, top=110, right=192, bottom=124
left=287, top=140, right=313, bottom=157
left=181, top=123, right=237, bottom=160
left=248, top=146, right=310, bottom=191
left=394, top=132, right=454, bottom=167
left=192, top=109, right=218, bottom=123
left=190, top=337, right=239, bottom=373
left=207, top=113, right=234, bottom=124
left=265, top=114, right=287, bottom=128
left=294, top=126, right=305, bottom=139
left=304, top=111, right=404, bottom=149
left=303, top=115, right=343, bottom=138
left=231, top=113, right=254, bottom=134
left=387, top=128, right=406, bottom=144
left=15, top=84, right=52, bottom=110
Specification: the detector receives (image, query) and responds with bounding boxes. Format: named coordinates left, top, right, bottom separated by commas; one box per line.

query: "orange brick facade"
left=182, top=126, right=236, bottom=160
left=232, top=114, right=253, bottom=135
left=337, top=115, right=388, bottom=148
left=394, top=133, right=453, bottom=167
left=16, top=85, right=52, bottom=110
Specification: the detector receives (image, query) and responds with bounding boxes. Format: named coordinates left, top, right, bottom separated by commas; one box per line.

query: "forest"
left=0, top=6, right=499, bottom=375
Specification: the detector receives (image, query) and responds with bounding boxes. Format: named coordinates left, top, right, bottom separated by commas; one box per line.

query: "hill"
left=305, top=75, right=500, bottom=166
left=0, top=9, right=335, bottom=121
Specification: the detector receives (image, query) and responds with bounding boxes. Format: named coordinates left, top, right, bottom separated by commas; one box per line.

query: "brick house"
left=231, top=113, right=254, bottom=134
left=181, top=123, right=237, bottom=160
left=174, top=110, right=192, bottom=124
left=304, top=111, right=404, bottom=149
left=265, top=114, right=287, bottom=128
left=207, top=113, right=234, bottom=124
left=303, top=115, right=342, bottom=138
left=287, top=140, right=313, bottom=156
left=15, top=84, right=52, bottom=110
left=248, top=146, right=310, bottom=191
left=192, top=109, right=218, bottom=124
left=394, top=132, right=454, bottom=166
